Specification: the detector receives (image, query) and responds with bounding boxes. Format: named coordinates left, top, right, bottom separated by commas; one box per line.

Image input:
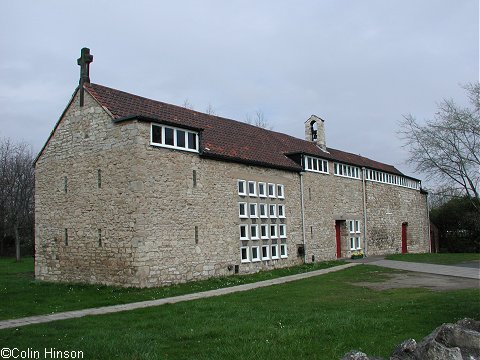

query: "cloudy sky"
left=1, top=0, right=478, bottom=182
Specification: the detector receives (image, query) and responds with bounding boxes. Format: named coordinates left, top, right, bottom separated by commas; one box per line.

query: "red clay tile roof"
left=85, top=83, right=407, bottom=176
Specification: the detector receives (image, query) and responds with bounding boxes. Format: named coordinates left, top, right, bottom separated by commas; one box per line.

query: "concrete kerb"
left=0, top=262, right=358, bottom=330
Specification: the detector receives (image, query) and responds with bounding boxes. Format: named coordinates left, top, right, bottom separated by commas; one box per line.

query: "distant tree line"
left=0, top=138, right=35, bottom=260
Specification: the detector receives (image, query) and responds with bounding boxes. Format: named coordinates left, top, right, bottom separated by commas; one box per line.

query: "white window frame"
left=277, top=184, right=285, bottom=199
left=249, top=203, right=258, bottom=218
left=260, top=224, right=269, bottom=239
left=248, top=181, right=257, bottom=197
left=279, top=224, right=287, bottom=238
left=304, top=156, right=329, bottom=174
left=350, top=237, right=356, bottom=250
left=270, top=224, right=278, bottom=239
left=241, top=246, right=250, bottom=263
left=239, top=202, right=248, bottom=218
left=238, top=180, right=247, bottom=196
left=239, top=224, right=249, bottom=240
left=261, top=245, right=270, bottom=260
left=355, top=220, right=360, bottom=233
left=355, top=237, right=361, bottom=250
left=268, top=183, right=276, bottom=198
left=269, top=204, right=277, bottom=218
left=258, top=182, right=267, bottom=197
left=271, top=244, right=279, bottom=259
left=259, top=203, right=268, bottom=218
left=278, top=204, right=285, bottom=218
left=251, top=246, right=260, bottom=262
left=348, top=220, right=355, bottom=234
left=150, top=123, right=199, bottom=153
left=250, top=224, right=259, bottom=240
left=280, top=243, right=288, bottom=258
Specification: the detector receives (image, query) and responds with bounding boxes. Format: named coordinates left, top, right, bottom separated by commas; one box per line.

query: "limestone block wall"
left=131, top=122, right=304, bottom=287
left=365, top=181, right=429, bottom=255
left=302, top=170, right=364, bottom=261
left=35, top=90, right=142, bottom=286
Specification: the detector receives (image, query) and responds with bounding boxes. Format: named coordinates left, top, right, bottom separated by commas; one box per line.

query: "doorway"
left=335, top=221, right=342, bottom=258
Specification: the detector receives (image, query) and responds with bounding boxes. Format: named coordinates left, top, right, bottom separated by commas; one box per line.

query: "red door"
left=401, top=222, right=408, bottom=254
left=335, top=222, right=341, bottom=258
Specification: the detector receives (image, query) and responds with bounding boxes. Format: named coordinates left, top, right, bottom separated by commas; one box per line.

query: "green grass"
left=385, top=253, right=480, bottom=265
left=0, top=257, right=344, bottom=321
left=0, top=265, right=478, bottom=360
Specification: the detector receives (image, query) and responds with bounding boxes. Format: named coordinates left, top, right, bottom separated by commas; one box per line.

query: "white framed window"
left=239, top=224, right=249, bottom=240
left=259, top=203, right=268, bottom=218
left=268, top=183, right=276, bottom=198
left=305, top=156, right=329, bottom=174
left=349, top=220, right=355, bottom=234
left=251, top=246, right=260, bottom=262
left=258, top=182, right=267, bottom=197
left=151, top=123, right=199, bottom=152
left=271, top=244, right=279, bottom=259
left=350, top=237, right=361, bottom=250
left=238, top=180, right=246, bottom=196
left=280, top=243, right=288, bottom=258
left=270, top=224, right=278, bottom=239
left=241, top=246, right=250, bottom=263
left=250, top=224, right=259, bottom=240
left=248, top=181, right=257, bottom=197
left=260, top=224, right=269, bottom=239
left=355, top=220, right=360, bottom=233
left=239, top=202, right=248, bottom=218
left=277, top=184, right=285, bottom=199
left=279, top=224, right=287, bottom=238
left=333, top=162, right=360, bottom=180
left=249, top=203, right=258, bottom=218
left=269, top=204, right=277, bottom=218
left=278, top=204, right=285, bottom=218
left=261, top=245, right=270, bottom=260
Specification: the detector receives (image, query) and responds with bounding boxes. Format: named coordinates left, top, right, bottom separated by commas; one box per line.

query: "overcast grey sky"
left=1, top=0, right=478, bottom=181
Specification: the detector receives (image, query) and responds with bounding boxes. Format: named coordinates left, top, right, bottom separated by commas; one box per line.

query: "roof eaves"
left=113, top=115, right=204, bottom=133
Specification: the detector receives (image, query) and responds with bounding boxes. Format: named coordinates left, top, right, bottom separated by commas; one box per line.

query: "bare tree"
left=205, top=103, right=217, bottom=115
left=244, top=110, right=273, bottom=130
left=0, top=139, right=35, bottom=261
left=399, top=83, right=479, bottom=210
left=182, top=98, right=194, bottom=110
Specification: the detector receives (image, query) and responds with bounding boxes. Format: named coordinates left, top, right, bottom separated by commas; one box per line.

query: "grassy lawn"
left=0, top=265, right=478, bottom=359
left=0, top=257, right=344, bottom=321
left=385, top=253, right=480, bottom=265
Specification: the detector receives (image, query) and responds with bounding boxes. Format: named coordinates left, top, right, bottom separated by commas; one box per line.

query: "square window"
left=277, top=184, right=284, bottom=198
left=270, top=224, right=278, bottom=239
left=269, top=204, right=277, bottom=218
left=268, top=183, right=276, bottom=198
left=279, top=224, right=287, bottom=238
left=259, top=203, right=268, bottom=218
left=239, top=224, right=249, bottom=240
left=249, top=203, right=258, bottom=218
left=248, top=181, right=257, bottom=197
left=278, top=204, right=285, bottom=218
left=152, top=124, right=162, bottom=144
left=260, top=224, right=269, bottom=239
left=239, top=202, right=247, bottom=218
left=271, top=244, right=279, bottom=259
left=238, top=180, right=246, bottom=196
left=176, top=129, right=186, bottom=148
left=280, top=244, right=287, bottom=258
left=164, top=127, right=174, bottom=146
left=251, top=246, right=260, bottom=262
left=241, top=246, right=250, bottom=263
left=261, top=245, right=270, bottom=260
left=250, top=224, right=259, bottom=239
left=258, top=182, right=267, bottom=197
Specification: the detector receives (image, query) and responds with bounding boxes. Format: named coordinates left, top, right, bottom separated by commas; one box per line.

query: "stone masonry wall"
left=35, top=90, right=143, bottom=286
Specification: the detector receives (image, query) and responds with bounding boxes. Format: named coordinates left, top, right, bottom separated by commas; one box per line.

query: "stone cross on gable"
left=77, top=48, right=93, bottom=106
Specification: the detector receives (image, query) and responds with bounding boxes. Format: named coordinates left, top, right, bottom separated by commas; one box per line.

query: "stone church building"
left=34, top=49, right=430, bottom=287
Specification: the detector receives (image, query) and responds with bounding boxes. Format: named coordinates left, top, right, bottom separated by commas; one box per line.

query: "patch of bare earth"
left=353, top=272, right=480, bottom=291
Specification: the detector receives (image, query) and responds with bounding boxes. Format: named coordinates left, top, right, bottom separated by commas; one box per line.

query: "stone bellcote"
left=305, top=115, right=326, bottom=151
